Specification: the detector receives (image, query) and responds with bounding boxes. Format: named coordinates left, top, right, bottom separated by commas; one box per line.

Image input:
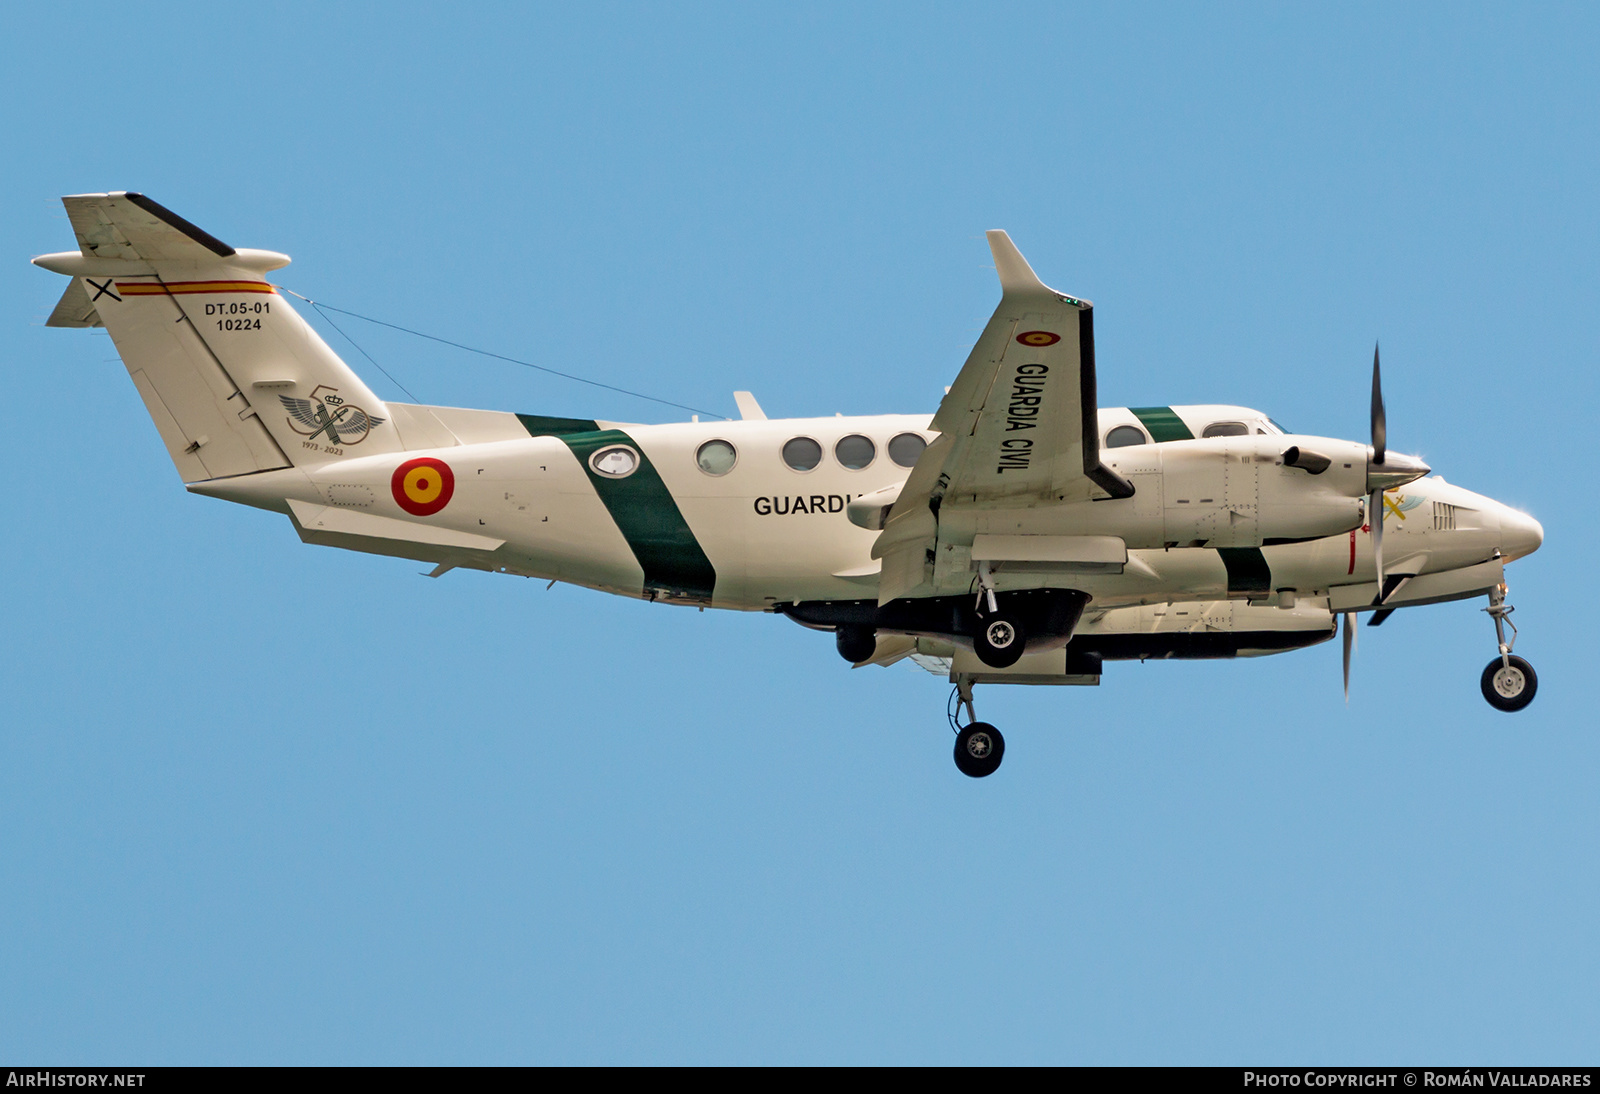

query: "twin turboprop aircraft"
left=36, top=193, right=1545, bottom=777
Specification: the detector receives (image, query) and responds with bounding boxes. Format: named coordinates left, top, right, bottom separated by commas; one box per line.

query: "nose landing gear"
left=950, top=678, right=1005, bottom=778
left=1480, top=585, right=1537, bottom=712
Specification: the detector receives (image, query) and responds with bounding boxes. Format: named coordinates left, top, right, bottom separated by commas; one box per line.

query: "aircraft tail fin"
left=35, top=192, right=403, bottom=482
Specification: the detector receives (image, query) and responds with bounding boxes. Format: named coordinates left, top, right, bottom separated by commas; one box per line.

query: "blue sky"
left=3, top=2, right=1597, bottom=1064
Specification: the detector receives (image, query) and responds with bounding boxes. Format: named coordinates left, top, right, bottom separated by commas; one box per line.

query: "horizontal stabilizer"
left=45, top=277, right=101, bottom=327
left=64, top=191, right=235, bottom=263
left=287, top=499, right=505, bottom=552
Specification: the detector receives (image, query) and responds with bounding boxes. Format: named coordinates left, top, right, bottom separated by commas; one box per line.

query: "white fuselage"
left=192, top=403, right=1542, bottom=620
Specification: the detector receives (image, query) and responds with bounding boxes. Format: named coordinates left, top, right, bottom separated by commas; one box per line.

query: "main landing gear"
left=973, top=563, right=1026, bottom=669
left=1480, top=585, right=1537, bottom=712
left=950, top=679, right=1004, bottom=778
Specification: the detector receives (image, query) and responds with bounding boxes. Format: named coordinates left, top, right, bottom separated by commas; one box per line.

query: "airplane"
left=34, top=192, right=1545, bottom=777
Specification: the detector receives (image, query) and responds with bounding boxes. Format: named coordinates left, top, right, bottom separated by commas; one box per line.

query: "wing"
left=279, top=396, right=321, bottom=430
left=929, top=231, right=1130, bottom=506
left=873, top=232, right=1132, bottom=602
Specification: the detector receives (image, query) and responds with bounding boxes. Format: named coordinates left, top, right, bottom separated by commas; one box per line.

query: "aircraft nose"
left=1500, top=508, right=1544, bottom=561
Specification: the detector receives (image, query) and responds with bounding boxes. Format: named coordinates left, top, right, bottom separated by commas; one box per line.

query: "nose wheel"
left=1481, top=655, right=1537, bottom=712
left=949, top=678, right=1005, bottom=777
left=1480, top=586, right=1537, bottom=712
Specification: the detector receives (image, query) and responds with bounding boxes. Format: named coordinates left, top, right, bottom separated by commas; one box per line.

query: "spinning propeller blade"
left=1369, top=343, right=1387, bottom=600
left=1342, top=611, right=1356, bottom=701
left=1362, top=344, right=1428, bottom=606
left=1371, top=343, right=1386, bottom=465
left=1371, top=487, right=1385, bottom=597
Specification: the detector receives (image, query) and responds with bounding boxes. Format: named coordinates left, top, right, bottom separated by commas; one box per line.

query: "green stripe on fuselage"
left=516, top=414, right=602, bottom=436
left=1129, top=406, right=1195, bottom=442
left=545, top=427, right=717, bottom=601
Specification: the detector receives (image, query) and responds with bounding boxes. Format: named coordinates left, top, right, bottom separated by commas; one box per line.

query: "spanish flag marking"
left=392, top=457, right=455, bottom=517
left=114, top=280, right=276, bottom=296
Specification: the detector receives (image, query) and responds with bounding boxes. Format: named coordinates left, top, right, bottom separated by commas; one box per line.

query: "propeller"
left=1364, top=344, right=1428, bottom=600
left=1369, top=343, right=1386, bottom=599
left=1345, top=343, right=1430, bottom=699
left=1342, top=610, right=1357, bottom=702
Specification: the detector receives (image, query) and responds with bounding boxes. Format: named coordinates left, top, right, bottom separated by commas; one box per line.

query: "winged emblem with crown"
left=279, top=386, right=385, bottom=446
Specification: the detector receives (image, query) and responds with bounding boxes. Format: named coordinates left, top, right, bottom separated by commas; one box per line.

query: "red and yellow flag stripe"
left=114, top=280, right=276, bottom=296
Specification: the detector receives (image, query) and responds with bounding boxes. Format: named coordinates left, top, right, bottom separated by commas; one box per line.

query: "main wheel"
left=836, top=624, right=877, bottom=664
left=1481, top=655, right=1538, bottom=712
left=954, top=722, right=1005, bottom=778
left=973, top=613, right=1026, bottom=668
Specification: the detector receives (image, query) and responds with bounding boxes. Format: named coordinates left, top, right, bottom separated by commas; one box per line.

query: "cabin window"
left=696, top=439, right=737, bottom=476
left=782, top=436, right=823, bottom=471
left=1202, top=421, right=1249, bottom=438
left=590, top=445, right=640, bottom=478
left=835, top=434, right=876, bottom=470
left=1106, top=425, right=1148, bottom=448
left=887, top=432, right=927, bottom=468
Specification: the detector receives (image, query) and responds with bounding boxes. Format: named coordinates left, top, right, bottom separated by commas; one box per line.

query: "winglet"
left=986, top=230, right=1090, bottom=307
left=986, top=230, right=1045, bottom=292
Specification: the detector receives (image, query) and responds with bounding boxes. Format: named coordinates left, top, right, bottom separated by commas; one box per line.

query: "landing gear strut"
left=950, top=678, right=1004, bottom=778
left=1480, top=585, right=1537, bottom=712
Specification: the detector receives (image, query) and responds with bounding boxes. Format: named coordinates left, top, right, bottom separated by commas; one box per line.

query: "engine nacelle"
left=944, top=434, right=1371, bottom=550
left=1153, top=434, right=1368, bottom=547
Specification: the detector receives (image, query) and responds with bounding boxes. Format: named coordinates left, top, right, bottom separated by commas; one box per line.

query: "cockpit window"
left=1202, top=421, right=1249, bottom=438
left=1106, top=425, right=1149, bottom=448
left=1268, top=418, right=1290, bottom=434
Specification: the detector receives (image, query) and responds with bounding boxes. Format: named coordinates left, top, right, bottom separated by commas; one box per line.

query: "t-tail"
left=35, top=192, right=402, bottom=482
